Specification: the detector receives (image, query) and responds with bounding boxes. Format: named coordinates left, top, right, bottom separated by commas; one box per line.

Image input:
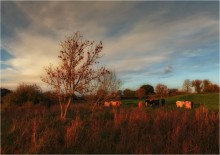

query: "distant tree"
left=155, top=83, right=168, bottom=98
left=92, top=71, right=121, bottom=105
left=41, top=32, right=110, bottom=119
left=116, top=90, right=123, bottom=98
left=203, top=80, right=219, bottom=93
left=182, top=79, right=192, bottom=93
left=140, top=84, right=154, bottom=97
left=1, top=88, right=12, bottom=101
left=168, top=88, right=178, bottom=96
left=123, top=89, right=135, bottom=98
left=192, top=80, right=203, bottom=93
left=135, top=88, right=146, bottom=100
left=203, top=79, right=211, bottom=88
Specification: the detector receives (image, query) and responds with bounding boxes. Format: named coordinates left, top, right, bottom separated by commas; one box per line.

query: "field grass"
left=1, top=93, right=219, bottom=153
left=122, top=93, right=219, bottom=111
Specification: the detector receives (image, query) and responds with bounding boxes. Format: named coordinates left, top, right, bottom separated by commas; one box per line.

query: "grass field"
left=1, top=93, right=219, bottom=153
left=122, top=93, right=219, bottom=111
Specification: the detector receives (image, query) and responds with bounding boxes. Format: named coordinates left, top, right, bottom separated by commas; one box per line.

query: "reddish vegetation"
left=1, top=104, right=219, bottom=154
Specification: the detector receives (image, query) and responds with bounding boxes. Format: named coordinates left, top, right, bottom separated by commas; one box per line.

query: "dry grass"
left=1, top=104, right=219, bottom=154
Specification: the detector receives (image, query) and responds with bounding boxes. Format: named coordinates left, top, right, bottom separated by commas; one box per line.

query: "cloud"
left=164, top=65, right=173, bottom=74
left=1, top=1, right=219, bottom=90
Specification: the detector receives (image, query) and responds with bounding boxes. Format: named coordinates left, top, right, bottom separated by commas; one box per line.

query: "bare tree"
left=182, top=79, right=192, bottom=93
left=192, top=80, right=203, bottom=94
left=92, top=71, right=122, bottom=105
left=83, top=70, right=122, bottom=113
left=41, top=32, right=110, bottom=119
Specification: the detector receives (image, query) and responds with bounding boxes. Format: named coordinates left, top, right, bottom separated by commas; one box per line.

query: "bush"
left=2, top=83, right=43, bottom=106
left=1, top=88, right=12, bottom=99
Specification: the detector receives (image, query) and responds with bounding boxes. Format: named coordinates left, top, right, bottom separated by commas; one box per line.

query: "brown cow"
left=138, top=101, right=143, bottom=108
left=104, top=101, right=111, bottom=107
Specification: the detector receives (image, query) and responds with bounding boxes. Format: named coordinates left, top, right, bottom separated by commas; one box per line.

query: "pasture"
left=122, top=93, right=219, bottom=111
left=1, top=93, right=219, bottom=154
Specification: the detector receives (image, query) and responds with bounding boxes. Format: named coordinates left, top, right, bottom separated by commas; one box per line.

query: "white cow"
left=176, top=101, right=185, bottom=108
left=176, top=101, right=193, bottom=109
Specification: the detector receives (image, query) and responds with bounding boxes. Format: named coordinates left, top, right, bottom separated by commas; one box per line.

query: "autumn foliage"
left=41, top=32, right=110, bottom=118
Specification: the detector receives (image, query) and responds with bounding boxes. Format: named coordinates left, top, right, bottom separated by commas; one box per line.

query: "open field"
left=122, top=93, right=219, bottom=111
left=1, top=93, right=219, bottom=154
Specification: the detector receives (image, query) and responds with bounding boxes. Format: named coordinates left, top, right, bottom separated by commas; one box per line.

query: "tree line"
left=120, top=79, right=219, bottom=100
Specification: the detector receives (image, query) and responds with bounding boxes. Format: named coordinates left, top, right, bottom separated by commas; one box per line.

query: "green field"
left=122, top=93, right=219, bottom=111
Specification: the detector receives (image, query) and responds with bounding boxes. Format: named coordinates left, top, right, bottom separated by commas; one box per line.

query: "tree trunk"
left=63, top=98, right=72, bottom=119
left=59, top=96, right=63, bottom=119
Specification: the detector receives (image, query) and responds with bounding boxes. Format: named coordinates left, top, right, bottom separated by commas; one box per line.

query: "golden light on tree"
left=41, top=31, right=110, bottom=119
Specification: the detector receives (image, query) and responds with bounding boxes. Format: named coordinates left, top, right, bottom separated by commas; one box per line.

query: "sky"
left=1, top=1, right=219, bottom=91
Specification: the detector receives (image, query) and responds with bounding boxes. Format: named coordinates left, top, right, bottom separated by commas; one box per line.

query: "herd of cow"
left=104, top=99, right=194, bottom=110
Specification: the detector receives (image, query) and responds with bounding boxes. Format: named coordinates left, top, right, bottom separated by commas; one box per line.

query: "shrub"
left=2, top=83, right=43, bottom=106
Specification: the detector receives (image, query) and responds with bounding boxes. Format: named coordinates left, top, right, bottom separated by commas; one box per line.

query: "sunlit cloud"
left=1, top=1, right=219, bottom=90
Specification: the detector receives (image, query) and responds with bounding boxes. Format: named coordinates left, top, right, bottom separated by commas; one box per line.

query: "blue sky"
left=1, top=1, right=219, bottom=91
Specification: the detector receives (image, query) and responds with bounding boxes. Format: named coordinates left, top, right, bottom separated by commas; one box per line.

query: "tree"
left=168, top=88, right=178, bottom=96
left=155, top=83, right=168, bottom=98
left=123, top=89, right=135, bottom=98
left=182, top=79, right=192, bottom=93
left=41, top=32, right=110, bottom=119
left=140, top=84, right=154, bottom=97
left=92, top=71, right=121, bottom=105
left=203, top=79, right=219, bottom=93
left=1, top=88, right=12, bottom=102
left=2, top=83, right=42, bottom=105
left=192, top=80, right=203, bottom=93
left=116, top=90, right=123, bottom=98
left=135, top=88, right=145, bottom=100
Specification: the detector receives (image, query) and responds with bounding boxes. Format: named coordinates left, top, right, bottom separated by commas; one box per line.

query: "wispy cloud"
left=1, top=1, right=219, bottom=90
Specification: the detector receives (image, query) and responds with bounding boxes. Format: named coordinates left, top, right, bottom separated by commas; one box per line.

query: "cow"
left=104, top=101, right=111, bottom=107
left=145, top=99, right=151, bottom=107
left=161, top=99, right=165, bottom=106
left=176, top=101, right=184, bottom=108
left=185, top=101, right=193, bottom=109
left=104, top=100, right=121, bottom=107
left=111, top=101, right=117, bottom=106
left=176, top=101, right=193, bottom=109
left=145, top=99, right=165, bottom=107
left=138, top=101, right=143, bottom=108
left=111, top=101, right=121, bottom=107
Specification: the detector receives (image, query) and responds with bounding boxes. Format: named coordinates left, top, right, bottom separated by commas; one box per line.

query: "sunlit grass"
left=1, top=102, right=219, bottom=154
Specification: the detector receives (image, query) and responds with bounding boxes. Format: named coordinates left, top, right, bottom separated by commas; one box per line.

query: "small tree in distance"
left=41, top=32, right=110, bottom=119
left=192, top=80, right=203, bottom=94
left=91, top=71, right=122, bottom=106
left=155, top=83, right=168, bottom=98
left=140, top=84, right=154, bottom=97
left=135, top=88, right=145, bottom=100
left=182, top=79, right=192, bottom=93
